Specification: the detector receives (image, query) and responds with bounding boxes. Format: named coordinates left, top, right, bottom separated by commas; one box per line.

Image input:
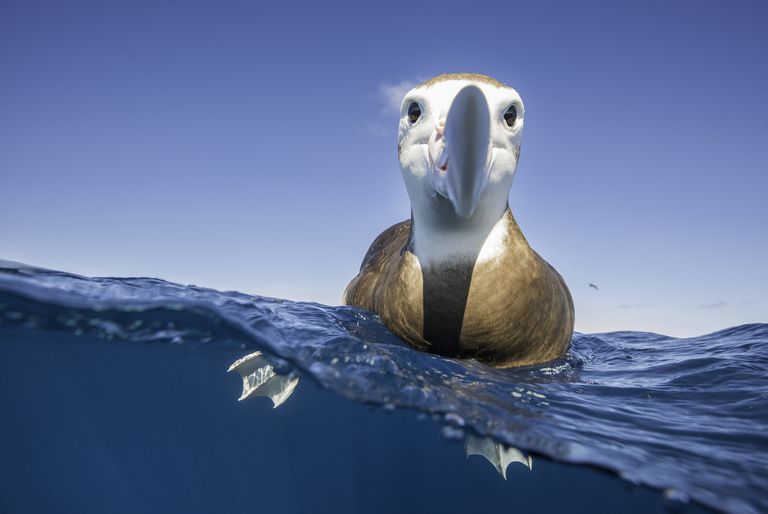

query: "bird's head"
left=397, top=74, right=524, bottom=229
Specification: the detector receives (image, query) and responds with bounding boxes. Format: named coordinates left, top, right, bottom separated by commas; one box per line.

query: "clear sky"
left=1, top=0, right=766, bottom=336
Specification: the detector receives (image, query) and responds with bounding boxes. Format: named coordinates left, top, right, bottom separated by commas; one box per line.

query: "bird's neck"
left=409, top=198, right=511, bottom=268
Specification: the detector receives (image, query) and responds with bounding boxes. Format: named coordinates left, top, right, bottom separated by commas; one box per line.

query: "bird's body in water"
left=344, top=74, right=574, bottom=368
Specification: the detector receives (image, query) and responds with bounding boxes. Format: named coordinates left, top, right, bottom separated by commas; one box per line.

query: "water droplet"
left=619, top=470, right=641, bottom=485
left=662, top=488, right=690, bottom=512
left=440, top=425, right=465, bottom=440
left=444, top=412, right=465, bottom=426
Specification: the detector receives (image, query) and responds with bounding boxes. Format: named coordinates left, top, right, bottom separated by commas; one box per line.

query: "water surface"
left=0, top=262, right=765, bottom=513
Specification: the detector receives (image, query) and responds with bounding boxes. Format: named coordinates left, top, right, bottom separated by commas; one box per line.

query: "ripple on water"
left=0, top=262, right=766, bottom=514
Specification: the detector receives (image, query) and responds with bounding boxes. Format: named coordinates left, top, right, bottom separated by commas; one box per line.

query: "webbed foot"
left=228, top=352, right=299, bottom=408
left=465, top=434, right=532, bottom=479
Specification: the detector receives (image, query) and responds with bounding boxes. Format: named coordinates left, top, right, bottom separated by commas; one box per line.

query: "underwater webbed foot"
left=228, top=351, right=299, bottom=408
left=464, top=434, right=533, bottom=479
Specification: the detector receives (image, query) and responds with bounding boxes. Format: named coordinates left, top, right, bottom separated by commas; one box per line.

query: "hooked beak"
left=428, top=85, right=491, bottom=218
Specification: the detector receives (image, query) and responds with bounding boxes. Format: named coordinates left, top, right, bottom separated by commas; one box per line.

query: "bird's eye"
left=407, top=102, right=421, bottom=124
left=503, top=105, right=518, bottom=127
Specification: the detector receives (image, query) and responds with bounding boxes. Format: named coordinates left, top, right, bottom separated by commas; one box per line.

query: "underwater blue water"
left=0, top=261, right=766, bottom=514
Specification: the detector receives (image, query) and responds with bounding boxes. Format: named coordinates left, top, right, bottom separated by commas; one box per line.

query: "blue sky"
left=1, top=0, right=766, bottom=336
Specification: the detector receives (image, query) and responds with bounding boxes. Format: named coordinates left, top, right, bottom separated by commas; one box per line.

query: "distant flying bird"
left=589, top=283, right=599, bottom=290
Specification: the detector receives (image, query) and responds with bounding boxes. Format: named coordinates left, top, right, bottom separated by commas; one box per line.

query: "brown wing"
left=460, top=212, right=575, bottom=367
left=342, top=220, right=411, bottom=308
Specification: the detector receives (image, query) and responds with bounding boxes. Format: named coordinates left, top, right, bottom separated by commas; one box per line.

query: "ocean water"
left=0, top=261, right=765, bottom=514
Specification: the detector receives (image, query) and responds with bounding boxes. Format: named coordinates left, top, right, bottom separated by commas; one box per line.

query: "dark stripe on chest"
left=421, top=260, right=475, bottom=357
